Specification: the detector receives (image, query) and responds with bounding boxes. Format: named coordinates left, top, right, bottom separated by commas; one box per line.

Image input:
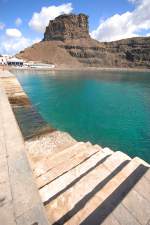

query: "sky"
left=0, top=0, right=150, bottom=55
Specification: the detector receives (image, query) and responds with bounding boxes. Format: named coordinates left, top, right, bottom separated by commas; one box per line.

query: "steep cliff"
left=17, top=14, right=150, bottom=69
left=44, top=14, right=90, bottom=41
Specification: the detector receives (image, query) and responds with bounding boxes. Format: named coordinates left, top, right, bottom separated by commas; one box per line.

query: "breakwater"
left=0, top=71, right=55, bottom=139
left=0, top=69, right=49, bottom=225
left=1, top=69, right=150, bottom=225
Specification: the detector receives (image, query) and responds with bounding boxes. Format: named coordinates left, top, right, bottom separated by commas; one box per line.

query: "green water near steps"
left=15, top=70, right=150, bottom=163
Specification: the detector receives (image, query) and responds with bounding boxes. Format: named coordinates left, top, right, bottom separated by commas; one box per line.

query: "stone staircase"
left=26, top=131, right=150, bottom=225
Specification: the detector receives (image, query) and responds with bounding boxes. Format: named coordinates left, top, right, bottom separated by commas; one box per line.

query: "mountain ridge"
left=17, top=14, right=150, bottom=69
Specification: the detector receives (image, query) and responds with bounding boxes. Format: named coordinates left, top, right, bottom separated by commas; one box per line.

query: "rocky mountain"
left=44, top=14, right=90, bottom=41
left=17, top=14, right=150, bottom=69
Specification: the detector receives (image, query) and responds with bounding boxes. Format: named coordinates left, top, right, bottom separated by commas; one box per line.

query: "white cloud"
left=128, top=0, right=139, bottom=3
left=6, top=28, right=22, bottom=38
left=91, top=0, right=150, bottom=42
left=0, top=22, right=5, bottom=30
left=29, top=3, right=73, bottom=32
left=15, top=17, right=22, bottom=26
left=0, top=33, right=40, bottom=55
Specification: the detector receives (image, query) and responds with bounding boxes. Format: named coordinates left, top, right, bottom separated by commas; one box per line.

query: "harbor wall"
left=0, top=69, right=49, bottom=225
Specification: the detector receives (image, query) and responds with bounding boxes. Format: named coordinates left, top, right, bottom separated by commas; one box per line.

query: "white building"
left=0, top=56, right=7, bottom=65
left=0, top=55, right=24, bottom=66
left=7, top=57, right=24, bottom=66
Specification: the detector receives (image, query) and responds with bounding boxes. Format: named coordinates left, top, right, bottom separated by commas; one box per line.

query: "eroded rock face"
left=17, top=13, right=150, bottom=69
left=44, top=14, right=90, bottom=41
left=63, top=37, right=150, bottom=68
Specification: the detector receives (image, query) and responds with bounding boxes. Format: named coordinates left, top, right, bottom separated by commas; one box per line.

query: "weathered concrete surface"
left=28, top=134, right=150, bottom=225
left=0, top=71, right=49, bottom=224
left=0, top=70, right=14, bottom=78
left=0, top=70, right=55, bottom=140
left=0, top=70, right=30, bottom=106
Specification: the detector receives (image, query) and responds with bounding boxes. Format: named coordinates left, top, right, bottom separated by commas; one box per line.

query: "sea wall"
left=0, top=70, right=55, bottom=139
left=0, top=69, right=77, bottom=160
left=0, top=69, right=49, bottom=225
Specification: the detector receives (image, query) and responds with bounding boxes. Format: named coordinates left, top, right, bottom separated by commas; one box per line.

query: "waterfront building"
left=7, top=57, right=24, bottom=66
left=0, top=56, right=8, bottom=65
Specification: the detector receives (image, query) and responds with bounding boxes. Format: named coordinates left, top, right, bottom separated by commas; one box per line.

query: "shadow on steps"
left=53, top=160, right=130, bottom=225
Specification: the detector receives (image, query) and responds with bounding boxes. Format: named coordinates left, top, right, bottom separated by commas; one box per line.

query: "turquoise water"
left=16, top=70, right=150, bottom=163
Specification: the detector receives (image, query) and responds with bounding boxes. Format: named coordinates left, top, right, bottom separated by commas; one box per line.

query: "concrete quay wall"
left=0, top=69, right=49, bottom=225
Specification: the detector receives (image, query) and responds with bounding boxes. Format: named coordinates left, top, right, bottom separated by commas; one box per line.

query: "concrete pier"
left=0, top=70, right=49, bottom=225
left=0, top=69, right=150, bottom=225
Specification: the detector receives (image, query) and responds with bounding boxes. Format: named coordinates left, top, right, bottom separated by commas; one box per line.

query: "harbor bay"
left=15, top=70, right=150, bottom=163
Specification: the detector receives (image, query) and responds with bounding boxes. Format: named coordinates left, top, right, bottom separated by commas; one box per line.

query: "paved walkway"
left=0, top=70, right=14, bottom=78
left=0, top=73, right=49, bottom=224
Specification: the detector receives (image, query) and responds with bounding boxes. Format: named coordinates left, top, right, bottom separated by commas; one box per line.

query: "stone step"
left=121, top=189, right=150, bottom=225
left=44, top=151, right=130, bottom=224
left=103, top=147, right=114, bottom=154
left=133, top=156, right=150, bottom=167
left=100, top=214, right=121, bottom=225
left=134, top=168, right=150, bottom=201
left=144, top=168, right=150, bottom=181
left=39, top=149, right=112, bottom=204
left=117, top=163, right=150, bottom=225
left=26, top=130, right=77, bottom=164
left=85, top=141, right=93, bottom=147
left=58, top=158, right=147, bottom=225
left=33, top=142, right=87, bottom=177
left=109, top=204, right=141, bottom=225
left=103, top=151, right=131, bottom=171
left=37, top=143, right=114, bottom=190
left=94, top=145, right=113, bottom=154
left=36, top=143, right=102, bottom=189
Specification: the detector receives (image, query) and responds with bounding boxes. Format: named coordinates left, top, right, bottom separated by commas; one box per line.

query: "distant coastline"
left=8, top=66, right=150, bottom=73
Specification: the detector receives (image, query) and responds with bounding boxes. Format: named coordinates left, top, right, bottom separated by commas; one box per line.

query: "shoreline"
left=1, top=65, right=150, bottom=73
left=54, top=66, right=150, bottom=73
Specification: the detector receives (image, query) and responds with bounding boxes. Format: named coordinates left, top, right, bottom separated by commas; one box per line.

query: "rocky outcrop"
left=62, top=37, right=150, bottom=68
left=102, top=37, right=150, bottom=68
left=44, top=14, right=90, bottom=41
left=17, top=14, right=150, bottom=69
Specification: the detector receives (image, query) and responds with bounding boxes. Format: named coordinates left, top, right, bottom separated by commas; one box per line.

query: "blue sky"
left=0, top=0, right=150, bottom=55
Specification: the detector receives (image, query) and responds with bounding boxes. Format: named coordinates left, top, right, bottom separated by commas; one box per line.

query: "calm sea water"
left=15, top=70, right=150, bottom=163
